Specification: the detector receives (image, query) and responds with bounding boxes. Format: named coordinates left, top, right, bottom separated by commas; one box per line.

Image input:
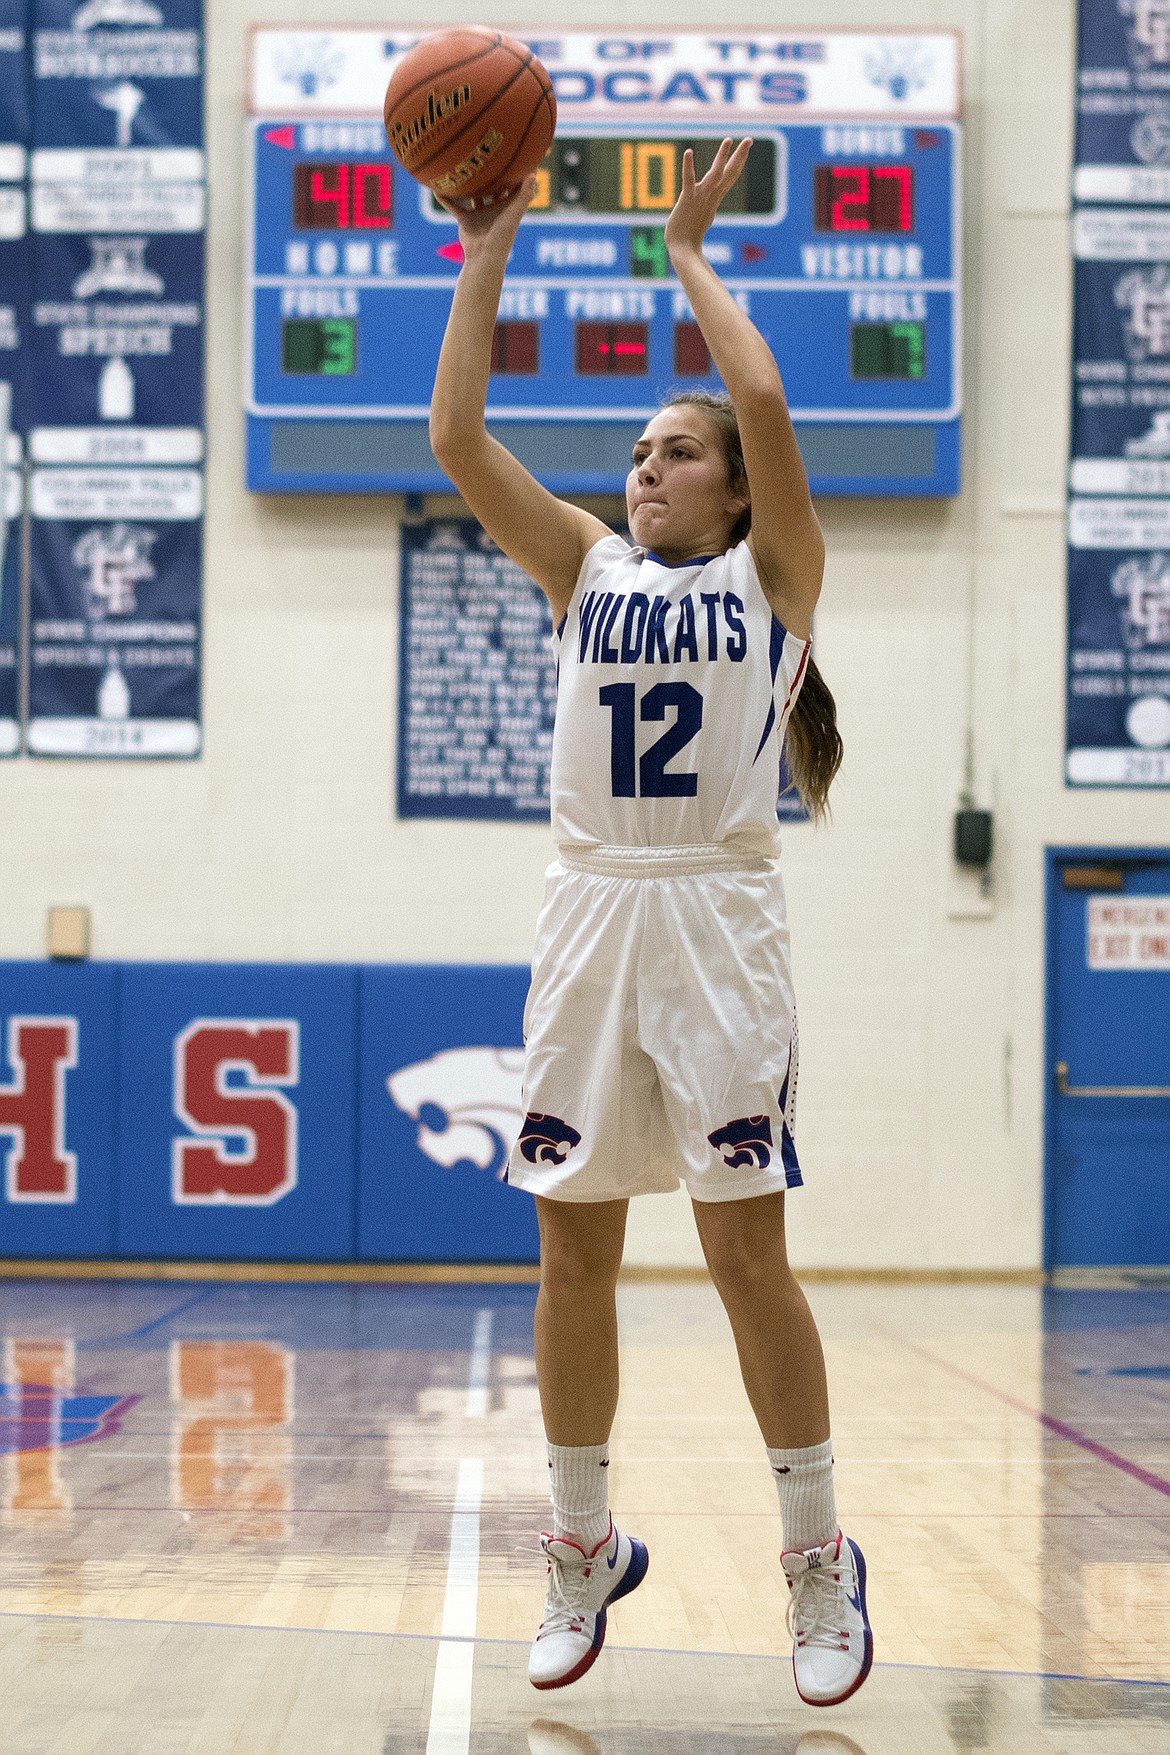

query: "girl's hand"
left=436, top=174, right=537, bottom=265
left=665, top=139, right=751, bottom=258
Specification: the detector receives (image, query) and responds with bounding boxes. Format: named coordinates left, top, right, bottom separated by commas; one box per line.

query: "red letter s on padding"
left=173, top=1021, right=299, bottom=1205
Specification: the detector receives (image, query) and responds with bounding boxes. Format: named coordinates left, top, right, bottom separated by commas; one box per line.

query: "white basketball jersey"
left=550, top=535, right=810, bottom=854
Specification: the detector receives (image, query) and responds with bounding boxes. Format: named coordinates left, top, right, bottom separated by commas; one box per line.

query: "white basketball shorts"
left=504, top=844, right=802, bottom=1204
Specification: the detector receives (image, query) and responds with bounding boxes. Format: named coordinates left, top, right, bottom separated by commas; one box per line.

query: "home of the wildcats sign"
left=0, top=959, right=540, bottom=1262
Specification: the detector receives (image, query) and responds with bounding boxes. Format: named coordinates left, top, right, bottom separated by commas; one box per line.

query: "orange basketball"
left=383, top=28, right=555, bottom=209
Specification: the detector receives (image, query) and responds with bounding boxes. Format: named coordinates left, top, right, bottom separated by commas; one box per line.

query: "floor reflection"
left=0, top=1335, right=137, bottom=1523
left=170, top=1339, right=295, bottom=1542
left=0, top=1279, right=1165, bottom=1750
left=0, top=1612, right=1165, bottom=1755
left=525, top=1725, right=870, bottom=1755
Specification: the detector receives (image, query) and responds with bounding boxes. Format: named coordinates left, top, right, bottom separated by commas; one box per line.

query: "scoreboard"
left=247, top=28, right=961, bottom=496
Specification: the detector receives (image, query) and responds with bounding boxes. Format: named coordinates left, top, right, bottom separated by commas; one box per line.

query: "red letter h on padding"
left=0, top=1019, right=79, bottom=1203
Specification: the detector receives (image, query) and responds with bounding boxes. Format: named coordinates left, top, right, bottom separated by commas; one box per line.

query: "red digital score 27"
left=813, top=164, right=913, bottom=234
left=293, top=162, right=392, bottom=230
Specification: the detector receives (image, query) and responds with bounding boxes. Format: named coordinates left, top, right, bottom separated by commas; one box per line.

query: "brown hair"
left=664, top=390, right=843, bottom=819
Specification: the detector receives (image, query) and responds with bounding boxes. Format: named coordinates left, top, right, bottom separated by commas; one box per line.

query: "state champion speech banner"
left=25, top=0, right=204, bottom=758
left=1070, top=0, right=1170, bottom=785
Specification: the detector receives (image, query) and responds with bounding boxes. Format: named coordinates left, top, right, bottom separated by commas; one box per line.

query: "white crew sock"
left=767, top=1438, right=837, bottom=1553
left=547, top=1442, right=612, bottom=1551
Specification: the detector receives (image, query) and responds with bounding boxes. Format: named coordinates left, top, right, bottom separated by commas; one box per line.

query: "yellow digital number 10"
left=619, top=143, right=676, bottom=212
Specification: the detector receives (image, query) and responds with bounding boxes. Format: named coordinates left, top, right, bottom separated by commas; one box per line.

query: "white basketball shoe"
left=528, top=1520, right=649, bottom=1690
left=781, top=1530, right=873, bottom=1706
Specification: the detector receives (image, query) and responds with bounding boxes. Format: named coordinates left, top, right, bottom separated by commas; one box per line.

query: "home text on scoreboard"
left=246, top=29, right=962, bottom=496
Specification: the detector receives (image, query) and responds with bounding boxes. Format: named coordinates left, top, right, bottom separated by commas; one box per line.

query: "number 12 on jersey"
left=600, top=682, right=703, bottom=798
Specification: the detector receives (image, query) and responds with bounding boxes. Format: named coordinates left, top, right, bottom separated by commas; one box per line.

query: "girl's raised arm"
left=428, top=180, right=612, bottom=621
left=665, top=142, right=824, bottom=640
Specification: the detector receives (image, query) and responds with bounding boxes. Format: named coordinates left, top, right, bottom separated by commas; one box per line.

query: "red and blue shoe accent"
left=528, top=1520, right=650, bottom=1690
left=781, top=1530, right=873, bottom=1706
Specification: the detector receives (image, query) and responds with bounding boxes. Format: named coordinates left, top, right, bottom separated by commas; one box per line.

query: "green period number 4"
left=630, top=228, right=669, bottom=280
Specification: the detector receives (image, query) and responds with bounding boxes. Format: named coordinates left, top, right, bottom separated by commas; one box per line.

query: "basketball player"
left=429, top=140, right=869, bottom=1708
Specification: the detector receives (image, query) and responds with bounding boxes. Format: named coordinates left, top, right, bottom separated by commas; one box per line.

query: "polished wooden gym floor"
left=0, top=1274, right=1167, bottom=1751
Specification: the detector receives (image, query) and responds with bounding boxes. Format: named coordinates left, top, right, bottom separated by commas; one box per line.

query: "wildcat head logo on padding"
left=708, top=1115, right=773, bottom=1170
left=517, top=1113, right=582, bottom=1165
left=387, top=1047, right=525, bottom=1177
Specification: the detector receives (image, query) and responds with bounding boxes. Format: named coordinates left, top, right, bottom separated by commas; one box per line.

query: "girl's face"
left=625, top=407, right=748, bottom=562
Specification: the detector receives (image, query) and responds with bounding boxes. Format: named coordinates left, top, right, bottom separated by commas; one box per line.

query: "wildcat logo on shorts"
left=708, top=1115, right=773, bottom=1170
left=517, top=1112, right=582, bottom=1165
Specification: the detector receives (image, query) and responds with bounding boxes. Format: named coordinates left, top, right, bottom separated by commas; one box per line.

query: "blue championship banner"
left=0, top=452, right=24, bottom=754
left=1077, top=0, right=1170, bottom=192
left=398, top=519, right=558, bottom=820
left=0, top=0, right=27, bottom=755
left=26, top=0, right=204, bottom=758
left=1069, top=0, right=1170, bottom=784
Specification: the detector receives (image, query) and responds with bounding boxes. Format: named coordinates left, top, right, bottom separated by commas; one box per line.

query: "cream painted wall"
left=5, top=0, right=1153, bottom=1269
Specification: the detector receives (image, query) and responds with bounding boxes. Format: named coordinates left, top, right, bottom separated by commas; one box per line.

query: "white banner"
left=1070, top=458, right=1170, bottom=495
left=31, top=427, right=205, bottom=466
left=32, top=180, right=205, bottom=234
left=0, top=186, right=23, bottom=239
left=1075, top=165, right=1170, bottom=206
left=1068, top=496, right=1170, bottom=548
left=26, top=717, right=201, bottom=756
left=30, top=148, right=206, bottom=184
left=1067, top=747, right=1170, bottom=783
left=1074, top=208, right=1170, bottom=261
left=31, top=468, right=204, bottom=521
left=248, top=27, right=961, bottom=121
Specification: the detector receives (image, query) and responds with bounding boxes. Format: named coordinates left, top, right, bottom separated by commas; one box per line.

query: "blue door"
left=1046, top=849, right=1170, bottom=1268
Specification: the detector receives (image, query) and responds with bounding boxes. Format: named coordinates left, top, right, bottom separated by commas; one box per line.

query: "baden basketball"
left=383, top=28, right=556, bottom=209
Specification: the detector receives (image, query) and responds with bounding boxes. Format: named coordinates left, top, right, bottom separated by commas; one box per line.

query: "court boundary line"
left=894, top=1335, right=1170, bottom=1502
left=427, top=1456, right=483, bottom=1755
left=77, top=1288, right=216, bottom=1350
left=0, top=1606, right=1162, bottom=1689
left=425, top=1312, right=491, bottom=1755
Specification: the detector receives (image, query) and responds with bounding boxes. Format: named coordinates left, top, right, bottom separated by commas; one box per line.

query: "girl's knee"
left=695, top=1197, right=791, bottom=1295
left=537, top=1200, right=627, bottom=1294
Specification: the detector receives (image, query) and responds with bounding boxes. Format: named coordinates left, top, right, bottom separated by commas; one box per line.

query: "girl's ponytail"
left=784, top=654, right=842, bottom=821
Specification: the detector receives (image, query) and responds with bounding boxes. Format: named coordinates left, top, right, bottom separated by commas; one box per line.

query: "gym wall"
left=3, top=0, right=1147, bottom=1271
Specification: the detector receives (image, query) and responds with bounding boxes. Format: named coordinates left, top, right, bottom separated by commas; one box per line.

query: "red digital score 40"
left=293, top=162, right=392, bottom=230
left=813, top=164, right=914, bottom=234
